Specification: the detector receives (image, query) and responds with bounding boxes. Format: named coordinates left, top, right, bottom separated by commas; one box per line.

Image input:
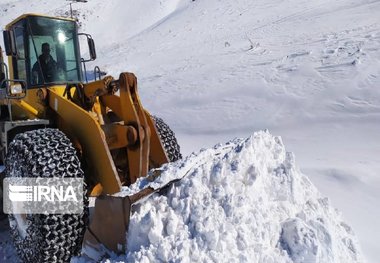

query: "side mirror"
left=88, top=37, right=96, bottom=61
left=78, top=33, right=97, bottom=62
left=0, top=79, right=27, bottom=99
left=2, top=31, right=16, bottom=56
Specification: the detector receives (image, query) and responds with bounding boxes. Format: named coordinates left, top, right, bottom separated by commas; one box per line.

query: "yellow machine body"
left=0, top=14, right=178, bottom=260
left=1, top=14, right=169, bottom=195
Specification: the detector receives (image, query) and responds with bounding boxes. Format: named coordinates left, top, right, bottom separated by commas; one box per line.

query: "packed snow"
left=112, top=131, right=362, bottom=263
left=1, top=0, right=379, bottom=262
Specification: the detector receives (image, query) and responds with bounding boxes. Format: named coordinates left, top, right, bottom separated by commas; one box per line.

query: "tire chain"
left=152, top=116, right=182, bottom=162
left=5, top=129, right=88, bottom=263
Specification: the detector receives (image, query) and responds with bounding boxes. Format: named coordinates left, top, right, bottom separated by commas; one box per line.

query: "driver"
left=32, top=43, right=58, bottom=84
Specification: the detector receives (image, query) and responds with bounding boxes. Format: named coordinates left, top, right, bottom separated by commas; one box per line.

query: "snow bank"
left=106, top=131, right=363, bottom=263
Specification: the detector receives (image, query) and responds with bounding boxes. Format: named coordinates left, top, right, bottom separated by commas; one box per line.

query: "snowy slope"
left=84, top=1, right=379, bottom=260
left=1, top=0, right=379, bottom=262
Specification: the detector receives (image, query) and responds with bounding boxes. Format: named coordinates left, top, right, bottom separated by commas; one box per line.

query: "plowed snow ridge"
left=106, top=131, right=362, bottom=263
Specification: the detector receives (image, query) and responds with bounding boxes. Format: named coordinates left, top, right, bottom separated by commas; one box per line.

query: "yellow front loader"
left=0, top=14, right=181, bottom=262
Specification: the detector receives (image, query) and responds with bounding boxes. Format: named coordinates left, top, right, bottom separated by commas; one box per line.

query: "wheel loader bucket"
left=81, top=195, right=132, bottom=261
left=81, top=186, right=157, bottom=261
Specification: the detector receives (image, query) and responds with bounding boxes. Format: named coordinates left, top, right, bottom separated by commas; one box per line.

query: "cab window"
left=27, top=16, right=81, bottom=85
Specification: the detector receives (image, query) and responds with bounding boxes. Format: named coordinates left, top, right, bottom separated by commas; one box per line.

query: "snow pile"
left=109, top=131, right=362, bottom=263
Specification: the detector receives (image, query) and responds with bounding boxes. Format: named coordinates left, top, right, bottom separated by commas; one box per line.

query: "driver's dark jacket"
left=32, top=55, right=57, bottom=83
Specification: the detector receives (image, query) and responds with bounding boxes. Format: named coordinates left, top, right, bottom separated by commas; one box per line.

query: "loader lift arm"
left=44, top=72, right=170, bottom=194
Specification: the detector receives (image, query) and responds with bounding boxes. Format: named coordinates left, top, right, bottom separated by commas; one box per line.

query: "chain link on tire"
left=152, top=116, right=182, bottom=162
left=5, top=128, right=88, bottom=263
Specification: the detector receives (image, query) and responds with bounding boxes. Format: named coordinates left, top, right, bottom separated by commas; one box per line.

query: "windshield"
left=28, top=16, right=81, bottom=85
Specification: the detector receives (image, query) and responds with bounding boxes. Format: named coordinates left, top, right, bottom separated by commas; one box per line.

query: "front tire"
left=152, top=116, right=182, bottom=162
left=5, top=129, right=87, bottom=263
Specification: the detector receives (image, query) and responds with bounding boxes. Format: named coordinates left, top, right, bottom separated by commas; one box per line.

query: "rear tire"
left=152, top=116, right=182, bottom=162
left=5, top=128, right=88, bottom=263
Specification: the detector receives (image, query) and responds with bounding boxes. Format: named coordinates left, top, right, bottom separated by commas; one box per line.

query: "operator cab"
left=3, top=14, right=95, bottom=88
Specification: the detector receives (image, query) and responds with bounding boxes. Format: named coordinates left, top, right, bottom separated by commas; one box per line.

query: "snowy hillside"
left=1, top=0, right=379, bottom=262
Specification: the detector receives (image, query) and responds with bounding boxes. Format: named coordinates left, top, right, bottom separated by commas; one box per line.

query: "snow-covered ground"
left=1, top=0, right=379, bottom=262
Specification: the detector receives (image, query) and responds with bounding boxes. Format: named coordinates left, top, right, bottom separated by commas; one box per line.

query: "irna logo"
left=3, top=178, right=83, bottom=214
left=8, top=185, right=78, bottom=202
